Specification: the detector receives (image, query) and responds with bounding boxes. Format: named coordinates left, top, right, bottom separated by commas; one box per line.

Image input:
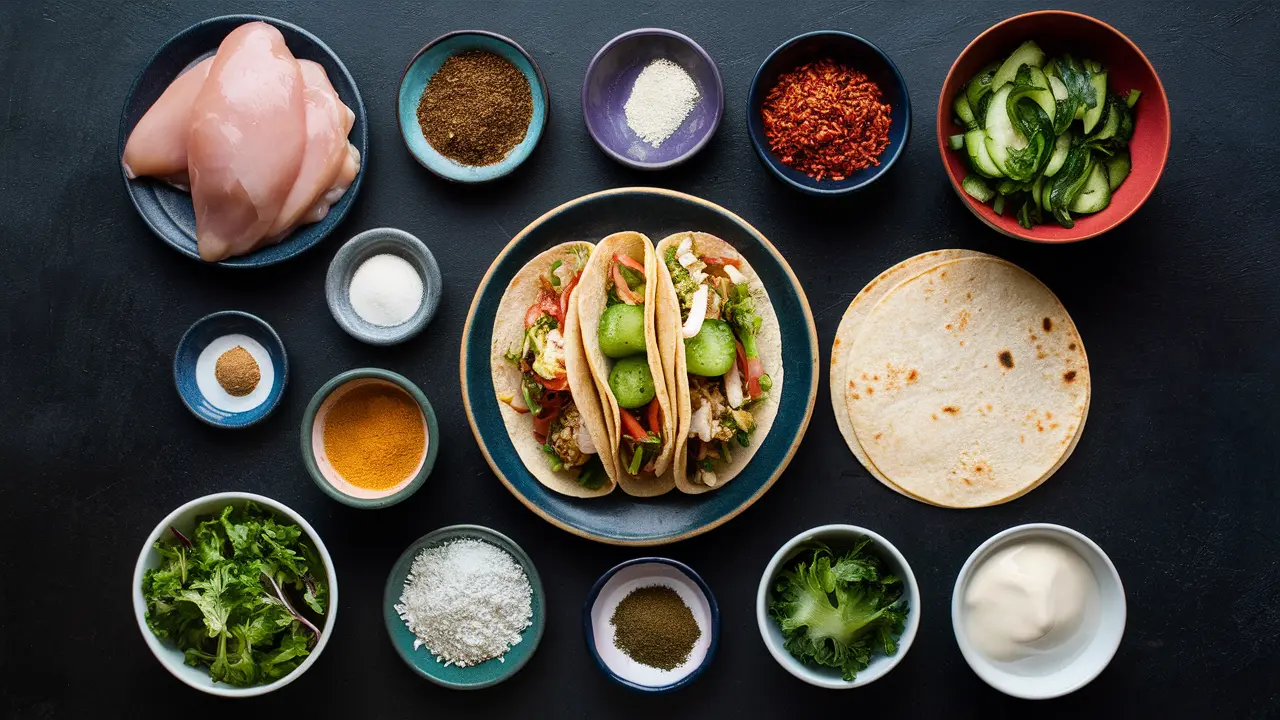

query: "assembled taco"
left=491, top=242, right=616, bottom=498
left=654, top=232, right=783, bottom=494
left=576, top=231, right=676, bottom=497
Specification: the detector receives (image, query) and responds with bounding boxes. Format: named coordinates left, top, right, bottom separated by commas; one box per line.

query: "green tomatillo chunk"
left=598, top=303, right=647, bottom=358
left=608, top=355, right=656, bottom=409
left=684, top=319, right=736, bottom=376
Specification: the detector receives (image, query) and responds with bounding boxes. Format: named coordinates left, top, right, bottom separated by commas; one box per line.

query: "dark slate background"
left=2, top=0, right=1277, bottom=717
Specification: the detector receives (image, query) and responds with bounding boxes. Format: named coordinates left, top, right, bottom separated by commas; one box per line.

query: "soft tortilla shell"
left=844, top=256, right=1090, bottom=507
left=576, top=231, right=676, bottom=497
left=490, top=242, right=616, bottom=498
left=655, top=232, right=784, bottom=494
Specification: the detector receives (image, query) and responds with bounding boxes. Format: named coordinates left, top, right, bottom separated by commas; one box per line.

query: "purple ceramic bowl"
left=582, top=29, right=723, bottom=170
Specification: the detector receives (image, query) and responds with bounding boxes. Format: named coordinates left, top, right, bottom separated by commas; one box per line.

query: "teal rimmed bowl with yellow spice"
left=384, top=525, right=546, bottom=689
left=398, top=31, right=549, bottom=183
left=300, top=368, right=438, bottom=509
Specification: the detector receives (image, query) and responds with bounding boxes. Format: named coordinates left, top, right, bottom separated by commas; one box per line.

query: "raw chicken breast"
left=187, top=22, right=305, bottom=262
left=120, top=56, right=214, bottom=188
left=266, top=60, right=361, bottom=239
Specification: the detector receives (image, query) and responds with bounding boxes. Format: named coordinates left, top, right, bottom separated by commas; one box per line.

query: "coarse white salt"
left=624, top=58, right=701, bottom=148
left=348, top=253, right=423, bottom=327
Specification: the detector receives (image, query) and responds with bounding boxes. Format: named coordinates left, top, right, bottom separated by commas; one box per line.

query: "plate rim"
left=459, top=187, right=819, bottom=546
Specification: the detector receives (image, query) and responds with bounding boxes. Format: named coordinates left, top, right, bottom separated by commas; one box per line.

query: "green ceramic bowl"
left=301, top=368, right=438, bottom=509
left=383, top=525, right=546, bottom=688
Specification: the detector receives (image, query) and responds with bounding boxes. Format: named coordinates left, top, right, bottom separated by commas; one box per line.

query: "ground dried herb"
left=416, top=50, right=533, bottom=167
left=610, top=585, right=700, bottom=670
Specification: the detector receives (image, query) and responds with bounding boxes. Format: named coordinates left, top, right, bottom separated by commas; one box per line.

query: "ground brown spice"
left=214, top=346, right=260, bottom=397
left=610, top=585, right=700, bottom=670
left=416, top=50, right=532, bottom=166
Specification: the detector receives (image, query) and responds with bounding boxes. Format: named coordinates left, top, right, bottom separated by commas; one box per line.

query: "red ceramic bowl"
left=937, top=11, right=1170, bottom=243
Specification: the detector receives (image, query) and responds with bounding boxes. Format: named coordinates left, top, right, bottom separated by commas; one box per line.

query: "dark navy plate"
left=173, top=311, right=287, bottom=428
left=460, top=188, right=818, bottom=545
left=118, top=15, right=367, bottom=268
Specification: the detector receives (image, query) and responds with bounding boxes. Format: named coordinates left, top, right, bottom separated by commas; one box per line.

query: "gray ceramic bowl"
left=301, top=368, right=438, bottom=509
left=325, top=228, right=441, bottom=346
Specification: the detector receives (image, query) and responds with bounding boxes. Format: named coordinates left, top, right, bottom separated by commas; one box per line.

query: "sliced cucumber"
left=1068, top=162, right=1111, bottom=213
left=983, top=85, right=1025, bottom=175
left=1048, top=75, right=1068, bottom=101
left=954, top=94, right=978, bottom=129
left=1042, top=176, right=1055, bottom=214
left=1044, top=132, right=1072, bottom=177
left=962, top=175, right=995, bottom=203
left=1082, top=66, right=1108, bottom=133
left=993, top=194, right=1006, bottom=216
left=1032, top=176, right=1044, bottom=213
left=1104, top=151, right=1131, bottom=191
left=948, top=133, right=966, bottom=150
left=1022, top=67, right=1057, bottom=126
left=992, top=41, right=1045, bottom=90
left=966, top=62, right=1000, bottom=109
left=965, top=129, right=1002, bottom=178
left=997, top=179, right=1024, bottom=195
left=1126, top=89, right=1142, bottom=108
left=1088, top=96, right=1121, bottom=142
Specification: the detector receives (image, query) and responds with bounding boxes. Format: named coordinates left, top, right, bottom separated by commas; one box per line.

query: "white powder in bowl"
left=348, top=254, right=423, bottom=327
left=623, top=58, right=701, bottom=148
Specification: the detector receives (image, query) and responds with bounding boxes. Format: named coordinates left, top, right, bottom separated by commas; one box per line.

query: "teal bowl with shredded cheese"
left=383, top=525, right=545, bottom=688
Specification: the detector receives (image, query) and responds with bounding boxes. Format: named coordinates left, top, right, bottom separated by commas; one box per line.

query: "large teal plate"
left=461, top=188, right=818, bottom=545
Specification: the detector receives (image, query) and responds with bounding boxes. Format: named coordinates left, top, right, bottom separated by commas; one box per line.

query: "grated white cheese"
left=394, top=539, right=533, bottom=667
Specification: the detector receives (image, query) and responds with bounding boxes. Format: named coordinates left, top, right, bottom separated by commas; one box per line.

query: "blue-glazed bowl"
left=747, top=31, right=910, bottom=195
left=460, top=188, right=819, bottom=545
left=384, top=525, right=545, bottom=688
left=324, top=228, right=443, bottom=346
left=583, top=558, right=719, bottom=692
left=173, top=311, right=287, bottom=428
left=118, top=15, right=367, bottom=267
left=398, top=31, right=548, bottom=183
left=582, top=29, right=723, bottom=170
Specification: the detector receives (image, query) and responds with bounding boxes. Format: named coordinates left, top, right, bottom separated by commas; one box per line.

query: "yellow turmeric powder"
left=323, top=383, right=425, bottom=490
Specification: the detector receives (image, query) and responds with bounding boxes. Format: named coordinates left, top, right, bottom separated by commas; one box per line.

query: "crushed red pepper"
left=761, top=59, right=892, bottom=181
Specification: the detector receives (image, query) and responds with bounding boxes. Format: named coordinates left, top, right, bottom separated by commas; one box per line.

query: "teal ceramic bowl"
left=384, top=525, right=545, bottom=688
left=300, top=368, right=438, bottom=509
left=397, top=31, right=548, bottom=182
left=461, top=188, right=819, bottom=545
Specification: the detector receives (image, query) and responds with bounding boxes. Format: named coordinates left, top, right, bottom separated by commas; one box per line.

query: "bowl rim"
left=299, top=367, right=439, bottom=509
left=382, top=524, right=546, bottom=689
left=935, top=9, right=1172, bottom=242
left=397, top=29, right=549, bottom=183
left=131, top=491, right=338, bottom=697
left=755, top=523, right=921, bottom=688
left=324, top=227, right=442, bottom=346
left=581, top=557, right=721, bottom=692
left=171, top=309, right=289, bottom=429
left=950, top=522, right=1127, bottom=699
left=747, top=30, right=911, bottom=195
left=580, top=27, right=725, bottom=170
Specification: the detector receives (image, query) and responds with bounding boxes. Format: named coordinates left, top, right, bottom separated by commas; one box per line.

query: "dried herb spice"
left=610, top=585, right=700, bottom=670
left=762, top=59, right=892, bottom=181
left=416, top=50, right=533, bottom=167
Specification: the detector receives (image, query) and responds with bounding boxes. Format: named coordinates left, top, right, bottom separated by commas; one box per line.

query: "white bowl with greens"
left=131, top=492, right=337, bottom=697
left=756, top=524, right=920, bottom=688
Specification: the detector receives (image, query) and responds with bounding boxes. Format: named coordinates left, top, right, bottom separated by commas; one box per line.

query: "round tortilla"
left=655, top=232, right=784, bottom=494
left=843, top=256, right=1090, bottom=507
left=576, top=231, right=676, bottom=497
left=491, top=241, right=617, bottom=498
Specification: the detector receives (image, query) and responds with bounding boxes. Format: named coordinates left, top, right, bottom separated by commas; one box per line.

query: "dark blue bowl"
left=747, top=31, right=910, bottom=195
left=118, top=15, right=367, bottom=268
left=460, top=188, right=818, bottom=545
left=173, top=311, right=287, bottom=428
left=582, top=29, right=723, bottom=170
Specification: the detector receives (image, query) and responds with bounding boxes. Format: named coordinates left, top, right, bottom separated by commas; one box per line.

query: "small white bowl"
left=131, top=492, right=338, bottom=697
left=756, top=524, right=920, bottom=688
left=951, top=523, right=1125, bottom=699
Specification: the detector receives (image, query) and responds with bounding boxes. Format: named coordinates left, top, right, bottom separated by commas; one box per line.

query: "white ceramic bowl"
left=131, top=492, right=338, bottom=697
left=756, top=524, right=920, bottom=688
left=951, top=523, right=1125, bottom=699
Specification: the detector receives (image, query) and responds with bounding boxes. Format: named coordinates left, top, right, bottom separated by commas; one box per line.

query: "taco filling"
left=598, top=253, right=664, bottom=476
left=505, top=252, right=607, bottom=490
left=666, top=235, right=773, bottom=487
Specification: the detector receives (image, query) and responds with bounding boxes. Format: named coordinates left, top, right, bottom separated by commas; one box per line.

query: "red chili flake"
left=761, top=59, right=892, bottom=181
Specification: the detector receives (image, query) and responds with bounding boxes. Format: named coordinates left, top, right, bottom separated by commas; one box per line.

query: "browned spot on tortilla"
left=957, top=309, right=971, bottom=331
left=945, top=323, right=953, bottom=330
left=966, top=292, right=972, bottom=299
left=931, top=413, right=938, bottom=421
left=960, top=341, right=966, bottom=347
left=907, top=369, right=918, bottom=382
left=874, top=433, right=883, bottom=440
left=974, top=464, right=986, bottom=473
left=1068, top=342, right=1077, bottom=351
left=1043, top=317, right=1053, bottom=332
left=1030, top=334, right=1037, bottom=342
left=942, top=406, right=959, bottom=415
left=1045, top=411, right=1053, bottom=419
left=986, top=404, right=993, bottom=411
left=1064, top=370, right=1078, bottom=383
left=861, top=372, right=869, bottom=381
left=833, top=338, right=841, bottom=350
left=852, top=393, right=861, bottom=400
left=941, top=270, right=948, bottom=278
left=866, top=386, right=874, bottom=395
left=1020, top=434, right=1025, bottom=443
left=873, top=375, right=879, bottom=381
left=1050, top=423, right=1059, bottom=430
left=998, top=350, right=1014, bottom=369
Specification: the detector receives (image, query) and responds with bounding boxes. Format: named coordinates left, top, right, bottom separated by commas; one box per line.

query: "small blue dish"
left=582, top=29, right=724, bottom=170
left=398, top=31, right=548, bottom=183
left=384, top=525, right=545, bottom=689
left=118, top=15, right=367, bottom=267
left=747, top=31, right=910, bottom=195
left=583, top=558, right=719, bottom=692
left=325, top=228, right=442, bottom=346
left=173, top=311, right=287, bottom=428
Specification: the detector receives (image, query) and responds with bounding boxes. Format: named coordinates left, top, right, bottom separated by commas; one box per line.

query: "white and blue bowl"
left=173, top=311, right=287, bottom=428
left=398, top=31, right=548, bottom=183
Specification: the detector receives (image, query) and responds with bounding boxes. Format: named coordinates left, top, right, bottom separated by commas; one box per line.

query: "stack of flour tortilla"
left=830, top=250, right=1090, bottom=508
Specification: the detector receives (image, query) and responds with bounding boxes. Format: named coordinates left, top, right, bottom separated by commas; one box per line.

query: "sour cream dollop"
left=964, top=540, right=1098, bottom=662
